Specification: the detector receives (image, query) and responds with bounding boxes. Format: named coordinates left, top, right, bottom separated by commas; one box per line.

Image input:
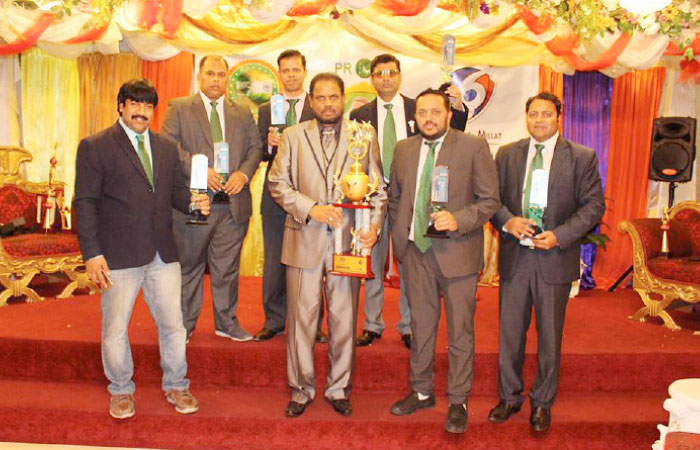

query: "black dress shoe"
left=390, top=392, right=436, bottom=416
left=445, top=403, right=467, bottom=434
left=400, top=333, right=411, bottom=349
left=285, top=400, right=312, bottom=418
left=356, top=330, right=381, bottom=347
left=326, top=397, right=352, bottom=416
left=530, top=406, right=551, bottom=432
left=253, top=328, right=281, bottom=341
left=316, top=330, right=329, bottom=344
left=488, top=400, right=521, bottom=423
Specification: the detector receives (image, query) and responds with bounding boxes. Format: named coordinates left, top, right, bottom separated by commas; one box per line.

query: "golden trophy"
left=330, top=120, right=379, bottom=278
left=660, top=207, right=671, bottom=258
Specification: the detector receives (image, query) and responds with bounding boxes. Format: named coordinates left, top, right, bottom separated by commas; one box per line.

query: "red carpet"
left=0, top=276, right=698, bottom=449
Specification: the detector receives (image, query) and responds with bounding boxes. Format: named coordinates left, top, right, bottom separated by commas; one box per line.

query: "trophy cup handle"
left=364, top=171, right=380, bottom=203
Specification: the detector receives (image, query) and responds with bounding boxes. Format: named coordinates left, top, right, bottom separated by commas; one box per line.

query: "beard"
left=314, top=108, right=343, bottom=125
left=419, top=123, right=448, bottom=141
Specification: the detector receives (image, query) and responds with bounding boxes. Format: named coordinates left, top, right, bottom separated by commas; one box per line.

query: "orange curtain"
left=593, top=67, right=666, bottom=286
left=78, top=53, right=142, bottom=140
left=538, top=65, right=565, bottom=138
left=142, top=52, right=194, bottom=133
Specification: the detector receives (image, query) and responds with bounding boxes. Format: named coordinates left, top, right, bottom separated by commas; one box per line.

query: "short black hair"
left=199, top=55, right=229, bottom=72
left=415, top=88, right=450, bottom=111
left=370, top=54, right=401, bottom=74
left=117, top=79, right=158, bottom=114
left=277, top=49, right=306, bottom=70
left=309, top=73, right=344, bottom=96
left=526, top=92, right=562, bottom=116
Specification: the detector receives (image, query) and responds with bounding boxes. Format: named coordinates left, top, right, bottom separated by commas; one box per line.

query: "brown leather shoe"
left=253, top=328, right=283, bottom=341
left=530, top=406, right=551, bottom=432
left=165, top=389, right=199, bottom=415
left=109, top=393, right=135, bottom=419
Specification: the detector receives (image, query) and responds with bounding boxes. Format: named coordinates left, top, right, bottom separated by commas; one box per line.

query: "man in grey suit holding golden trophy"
left=268, top=73, right=387, bottom=418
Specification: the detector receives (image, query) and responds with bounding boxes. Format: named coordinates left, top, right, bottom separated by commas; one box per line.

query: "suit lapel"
left=403, top=95, right=417, bottom=136
left=547, top=136, right=569, bottom=201
left=368, top=99, right=379, bottom=130
left=514, top=139, right=529, bottom=213
left=111, top=122, right=151, bottom=187
left=435, top=129, right=455, bottom=168
left=332, top=122, right=351, bottom=179
left=223, top=98, right=236, bottom=146
left=300, top=97, right=314, bottom=122
left=302, top=120, right=327, bottom=183
left=150, top=132, right=165, bottom=189
left=406, top=137, right=423, bottom=207
left=193, top=95, right=214, bottom=150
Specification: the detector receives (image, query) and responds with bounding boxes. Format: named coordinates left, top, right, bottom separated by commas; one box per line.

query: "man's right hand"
left=309, top=205, right=343, bottom=228
left=267, top=127, right=281, bottom=147
left=207, top=167, right=224, bottom=192
left=86, top=255, right=112, bottom=290
left=505, top=216, right=538, bottom=240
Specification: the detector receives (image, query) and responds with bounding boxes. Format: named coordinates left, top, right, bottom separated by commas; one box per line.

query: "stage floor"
left=0, top=277, right=697, bottom=450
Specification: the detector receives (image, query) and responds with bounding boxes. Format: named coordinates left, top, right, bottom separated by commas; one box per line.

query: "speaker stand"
left=608, top=181, right=678, bottom=292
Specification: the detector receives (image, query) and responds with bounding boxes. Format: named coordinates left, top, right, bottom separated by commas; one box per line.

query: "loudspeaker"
left=649, top=117, right=697, bottom=183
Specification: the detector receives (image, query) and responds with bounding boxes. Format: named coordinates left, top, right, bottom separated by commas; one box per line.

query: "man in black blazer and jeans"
left=74, top=79, right=210, bottom=420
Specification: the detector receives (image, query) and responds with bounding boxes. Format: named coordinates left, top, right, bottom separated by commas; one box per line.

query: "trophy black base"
left=186, top=210, right=208, bottom=225
left=425, top=224, right=449, bottom=239
left=212, top=190, right=230, bottom=204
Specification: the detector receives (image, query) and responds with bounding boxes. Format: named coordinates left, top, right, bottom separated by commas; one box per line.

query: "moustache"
left=131, top=115, right=149, bottom=121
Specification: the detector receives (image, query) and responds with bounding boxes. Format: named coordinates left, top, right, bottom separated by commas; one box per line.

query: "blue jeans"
left=101, top=253, right=189, bottom=395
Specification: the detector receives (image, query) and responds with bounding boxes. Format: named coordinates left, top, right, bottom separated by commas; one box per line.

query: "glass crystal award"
left=212, top=142, right=229, bottom=204
left=425, top=165, right=449, bottom=239
left=187, top=154, right=208, bottom=225
left=271, top=93, right=286, bottom=132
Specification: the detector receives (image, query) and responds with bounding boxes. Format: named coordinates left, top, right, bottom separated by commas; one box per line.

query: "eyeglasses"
left=371, top=69, right=400, bottom=78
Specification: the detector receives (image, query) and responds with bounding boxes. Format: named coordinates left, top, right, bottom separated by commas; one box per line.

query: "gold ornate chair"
left=0, top=146, right=97, bottom=306
left=619, top=201, right=700, bottom=334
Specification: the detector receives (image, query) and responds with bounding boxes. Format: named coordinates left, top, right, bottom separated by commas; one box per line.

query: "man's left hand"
left=358, top=224, right=379, bottom=250
left=431, top=210, right=458, bottom=232
left=223, top=171, right=247, bottom=195
left=191, top=192, right=211, bottom=216
left=533, top=231, right=558, bottom=250
left=445, top=85, right=464, bottom=111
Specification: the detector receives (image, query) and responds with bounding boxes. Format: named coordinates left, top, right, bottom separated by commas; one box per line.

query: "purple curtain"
left=562, top=71, right=613, bottom=289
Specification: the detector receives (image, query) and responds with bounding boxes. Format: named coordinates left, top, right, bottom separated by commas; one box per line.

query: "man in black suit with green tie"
left=489, top=92, right=605, bottom=432
left=254, top=50, right=327, bottom=343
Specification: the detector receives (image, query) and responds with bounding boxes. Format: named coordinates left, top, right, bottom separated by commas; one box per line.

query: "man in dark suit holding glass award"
left=489, top=92, right=605, bottom=432
left=162, top=55, right=262, bottom=343
left=387, top=89, right=499, bottom=433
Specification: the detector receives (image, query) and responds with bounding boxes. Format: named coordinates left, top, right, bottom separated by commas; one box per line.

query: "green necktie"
left=413, top=140, right=439, bottom=253
left=135, top=134, right=154, bottom=188
left=382, top=103, right=397, bottom=178
left=210, top=101, right=223, bottom=143
left=286, top=98, right=299, bottom=126
left=523, top=143, right=544, bottom=219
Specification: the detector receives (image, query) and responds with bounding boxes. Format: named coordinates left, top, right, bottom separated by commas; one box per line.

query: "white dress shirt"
left=409, top=138, right=444, bottom=241
left=267, top=92, right=307, bottom=155
left=200, top=91, right=226, bottom=140
left=522, top=132, right=558, bottom=210
left=377, top=95, right=408, bottom=179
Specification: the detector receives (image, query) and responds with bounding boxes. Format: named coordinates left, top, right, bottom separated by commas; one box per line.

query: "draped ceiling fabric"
left=0, top=1, right=686, bottom=75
